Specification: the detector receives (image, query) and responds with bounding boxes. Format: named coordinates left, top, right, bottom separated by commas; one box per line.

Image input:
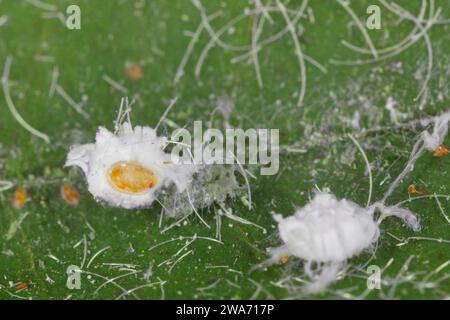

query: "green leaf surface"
left=0, top=0, right=449, bottom=299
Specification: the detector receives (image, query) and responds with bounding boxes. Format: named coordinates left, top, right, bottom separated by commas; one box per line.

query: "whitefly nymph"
left=65, top=122, right=194, bottom=209
left=272, top=192, right=380, bottom=263
left=266, top=192, right=419, bottom=293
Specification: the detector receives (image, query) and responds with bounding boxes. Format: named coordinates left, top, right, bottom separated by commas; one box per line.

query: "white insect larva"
left=65, top=122, right=194, bottom=209
left=272, top=193, right=379, bottom=264
left=267, top=192, right=420, bottom=294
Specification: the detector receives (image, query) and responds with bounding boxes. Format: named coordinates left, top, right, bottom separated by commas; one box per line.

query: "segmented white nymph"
left=65, top=122, right=194, bottom=209
left=268, top=192, right=420, bottom=294
left=273, top=192, right=380, bottom=263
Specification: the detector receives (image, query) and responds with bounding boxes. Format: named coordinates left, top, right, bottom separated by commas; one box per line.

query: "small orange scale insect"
left=61, top=183, right=81, bottom=207
left=107, top=161, right=158, bottom=194
left=280, top=255, right=290, bottom=264
left=125, top=63, right=143, bottom=81
left=407, top=184, right=425, bottom=196
left=433, top=145, right=449, bottom=158
left=12, top=281, right=33, bottom=292
left=12, top=187, right=28, bottom=209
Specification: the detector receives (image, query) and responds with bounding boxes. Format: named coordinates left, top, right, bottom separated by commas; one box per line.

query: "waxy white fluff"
left=273, top=193, right=379, bottom=263
left=267, top=192, right=420, bottom=294
left=264, top=109, right=450, bottom=294
left=421, top=109, right=450, bottom=151
left=65, top=122, right=194, bottom=209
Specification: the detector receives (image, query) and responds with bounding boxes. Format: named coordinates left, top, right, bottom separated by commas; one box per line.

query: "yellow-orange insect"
left=61, top=183, right=81, bottom=207
left=12, top=187, right=28, bottom=209
left=433, top=145, right=449, bottom=158
left=107, top=161, right=158, bottom=194
left=407, top=184, right=425, bottom=195
left=12, top=281, right=33, bottom=292
left=125, top=63, right=143, bottom=81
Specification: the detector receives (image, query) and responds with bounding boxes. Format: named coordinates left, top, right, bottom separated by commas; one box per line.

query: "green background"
left=0, top=0, right=449, bottom=299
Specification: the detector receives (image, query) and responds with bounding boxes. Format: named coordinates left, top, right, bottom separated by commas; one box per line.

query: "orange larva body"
left=12, top=187, right=28, bottom=209
left=433, top=145, right=449, bottom=158
left=281, top=255, right=290, bottom=264
left=125, top=64, right=143, bottom=81
left=107, top=161, right=157, bottom=194
left=12, top=282, right=29, bottom=292
left=61, top=183, right=81, bottom=207
left=407, top=184, right=425, bottom=195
